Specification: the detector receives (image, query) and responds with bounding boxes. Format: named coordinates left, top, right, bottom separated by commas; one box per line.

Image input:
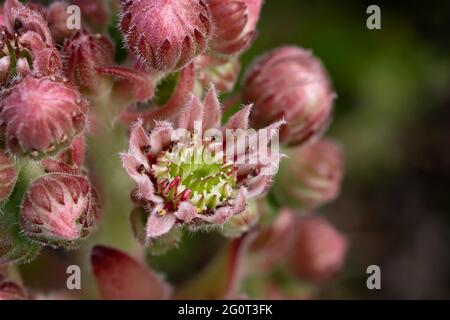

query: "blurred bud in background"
left=19, top=173, right=100, bottom=248
left=120, top=0, right=211, bottom=72
left=273, top=139, right=344, bottom=210
left=243, top=46, right=335, bottom=146
left=207, top=0, right=263, bottom=56
left=288, top=215, right=348, bottom=283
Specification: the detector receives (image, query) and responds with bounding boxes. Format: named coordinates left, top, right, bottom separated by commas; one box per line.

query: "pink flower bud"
left=0, top=279, right=28, bottom=300
left=274, top=140, right=344, bottom=210
left=0, top=150, right=17, bottom=202
left=62, top=29, right=114, bottom=93
left=243, top=46, right=336, bottom=146
left=195, top=54, right=240, bottom=92
left=288, top=216, right=348, bottom=283
left=0, top=75, right=88, bottom=159
left=46, top=2, right=74, bottom=43
left=19, top=173, right=100, bottom=248
left=91, top=245, right=171, bottom=300
left=120, top=0, right=212, bottom=72
left=208, top=0, right=263, bottom=56
left=0, top=56, right=10, bottom=85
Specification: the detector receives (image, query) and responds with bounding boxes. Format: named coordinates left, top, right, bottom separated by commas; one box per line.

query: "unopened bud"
left=120, top=0, right=212, bottom=72
left=243, top=46, right=336, bottom=146
left=288, top=216, right=348, bottom=283
left=274, top=140, right=344, bottom=210
left=0, top=75, right=88, bottom=159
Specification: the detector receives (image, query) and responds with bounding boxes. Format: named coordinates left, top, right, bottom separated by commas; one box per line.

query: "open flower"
left=121, top=86, right=283, bottom=241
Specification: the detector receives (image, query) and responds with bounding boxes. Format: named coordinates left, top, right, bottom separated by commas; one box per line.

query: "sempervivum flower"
left=62, top=29, right=114, bottom=93
left=19, top=173, right=100, bottom=248
left=0, top=150, right=17, bottom=202
left=243, top=46, right=336, bottom=146
left=120, top=0, right=212, bottom=72
left=121, top=86, right=283, bottom=240
left=194, top=54, right=240, bottom=92
left=0, top=75, right=88, bottom=159
left=273, top=139, right=344, bottom=210
left=207, top=0, right=263, bottom=56
left=287, top=215, right=348, bottom=283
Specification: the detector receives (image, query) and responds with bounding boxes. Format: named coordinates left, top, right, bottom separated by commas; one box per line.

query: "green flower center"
left=152, top=138, right=237, bottom=213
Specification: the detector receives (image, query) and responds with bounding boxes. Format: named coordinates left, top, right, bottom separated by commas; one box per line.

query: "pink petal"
left=91, top=245, right=171, bottom=300
left=222, top=104, right=252, bottom=131
left=146, top=211, right=177, bottom=239
left=202, top=85, right=222, bottom=129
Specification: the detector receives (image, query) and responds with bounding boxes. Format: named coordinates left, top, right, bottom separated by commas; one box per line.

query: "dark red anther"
left=179, top=188, right=192, bottom=201
left=166, top=176, right=181, bottom=194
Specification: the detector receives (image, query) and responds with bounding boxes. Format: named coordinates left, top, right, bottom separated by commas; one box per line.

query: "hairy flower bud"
left=122, top=86, right=283, bottom=241
left=243, top=46, right=336, bottom=146
left=0, top=150, right=17, bottom=202
left=273, top=140, right=344, bottom=210
left=288, top=216, right=348, bottom=282
left=0, top=75, right=88, bottom=159
left=120, top=0, right=212, bottom=72
left=62, top=29, right=115, bottom=93
left=46, top=2, right=74, bottom=43
left=195, top=54, right=240, bottom=92
left=208, top=0, right=263, bottom=56
left=19, top=173, right=100, bottom=248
